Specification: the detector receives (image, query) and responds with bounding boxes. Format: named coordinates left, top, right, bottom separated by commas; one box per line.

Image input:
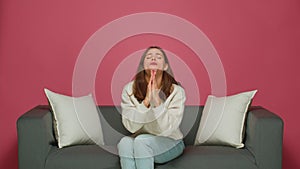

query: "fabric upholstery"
left=17, top=105, right=283, bottom=169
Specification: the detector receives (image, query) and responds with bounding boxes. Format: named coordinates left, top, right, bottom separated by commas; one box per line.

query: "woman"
left=118, top=46, right=186, bottom=169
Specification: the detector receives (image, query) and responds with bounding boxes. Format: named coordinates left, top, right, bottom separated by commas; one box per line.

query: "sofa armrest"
left=17, top=105, right=55, bottom=169
left=245, top=107, right=284, bottom=169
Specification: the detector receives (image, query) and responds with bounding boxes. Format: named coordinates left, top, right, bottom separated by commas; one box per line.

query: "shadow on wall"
left=1, top=139, right=18, bottom=169
left=283, top=144, right=299, bottom=169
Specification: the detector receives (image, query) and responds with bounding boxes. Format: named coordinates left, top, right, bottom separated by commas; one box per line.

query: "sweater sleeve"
left=152, top=86, right=186, bottom=137
left=120, top=83, right=151, bottom=133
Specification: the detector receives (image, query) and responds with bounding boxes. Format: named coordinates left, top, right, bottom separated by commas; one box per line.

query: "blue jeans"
left=117, top=134, right=185, bottom=169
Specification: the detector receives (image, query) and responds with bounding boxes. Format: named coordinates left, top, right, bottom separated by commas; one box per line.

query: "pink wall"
left=0, top=0, right=299, bottom=168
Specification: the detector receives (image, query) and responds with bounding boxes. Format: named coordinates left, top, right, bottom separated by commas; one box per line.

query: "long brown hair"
left=133, top=46, right=179, bottom=102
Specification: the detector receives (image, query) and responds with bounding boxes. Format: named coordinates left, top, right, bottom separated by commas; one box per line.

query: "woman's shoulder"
left=164, top=84, right=185, bottom=103
left=170, top=83, right=185, bottom=97
left=122, top=81, right=134, bottom=93
left=172, top=83, right=185, bottom=92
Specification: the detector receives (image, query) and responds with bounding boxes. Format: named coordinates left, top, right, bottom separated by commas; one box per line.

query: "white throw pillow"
left=194, top=90, right=257, bottom=148
left=44, top=88, right=104, bottom=148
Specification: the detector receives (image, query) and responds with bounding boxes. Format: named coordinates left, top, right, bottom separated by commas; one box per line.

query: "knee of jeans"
left=118, top=136, right=134, bottom=150
left=134, top=134, right=153, bottom=147
left=133, top=135, right=154, bottom=157
left=134, top=141, right=151, bottom=159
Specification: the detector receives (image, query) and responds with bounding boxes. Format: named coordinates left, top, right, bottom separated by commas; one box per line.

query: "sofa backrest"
left=98, top=106, right=203, bottom=146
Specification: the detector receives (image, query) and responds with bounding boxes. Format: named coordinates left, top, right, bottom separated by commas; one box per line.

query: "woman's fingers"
left=147, top=79, right=152, bottom=96
left=150, top=70, right=155, bottom=84
left=150, top=69, right=158, bottom=88
left=146, top=69, right=162, bottom=107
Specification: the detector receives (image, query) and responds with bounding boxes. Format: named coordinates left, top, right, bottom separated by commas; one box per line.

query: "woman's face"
left=143, top=48, right=168, bottom=71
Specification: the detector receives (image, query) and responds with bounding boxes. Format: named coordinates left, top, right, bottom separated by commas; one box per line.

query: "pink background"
left=0, top=0, right=299, bottom=169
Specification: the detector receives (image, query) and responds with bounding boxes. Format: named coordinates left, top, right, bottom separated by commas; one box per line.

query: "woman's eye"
left=155, top=53, right=162, bottom=59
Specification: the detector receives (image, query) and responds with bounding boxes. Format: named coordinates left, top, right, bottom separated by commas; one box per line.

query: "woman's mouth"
left=150, top=62, right=157, bottom=65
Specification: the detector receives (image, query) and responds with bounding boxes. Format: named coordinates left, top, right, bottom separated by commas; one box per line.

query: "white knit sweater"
left=121, top=81, right=186, bottom=140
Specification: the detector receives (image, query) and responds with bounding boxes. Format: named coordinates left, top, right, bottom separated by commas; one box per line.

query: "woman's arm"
left=121, top=83, right=152, bottom=133
left=152, top=86, right=186, bottom=137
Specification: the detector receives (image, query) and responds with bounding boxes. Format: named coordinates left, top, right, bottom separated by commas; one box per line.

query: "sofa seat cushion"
left=45, top=145, right=120, bottom=169
left=156, top=146, right=258, bottom=169
left=45, top=145, right=258, bottom=169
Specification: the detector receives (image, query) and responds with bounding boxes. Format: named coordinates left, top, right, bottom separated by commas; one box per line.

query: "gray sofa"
left=17, top=105, right=283, bottom=169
